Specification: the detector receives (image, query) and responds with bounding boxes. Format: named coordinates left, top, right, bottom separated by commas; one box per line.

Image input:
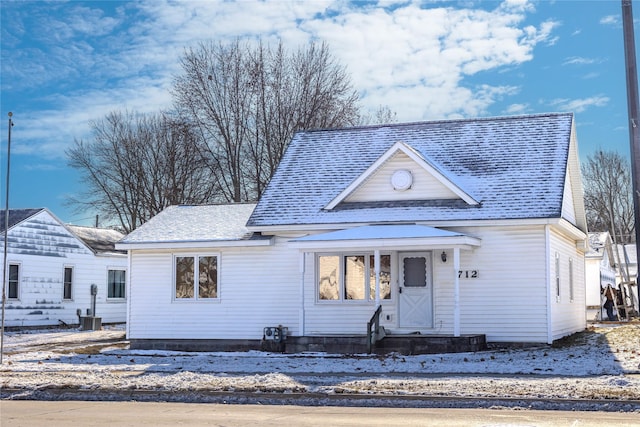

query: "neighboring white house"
left=585, top=234, right=639, bottom=321
left=118, top=113, right=588, bottom=351
left=585, top=232, right=617, bottom=321
left=612, top=243, right=639, bottom=317
left=2, top=208, right=128, bottom=327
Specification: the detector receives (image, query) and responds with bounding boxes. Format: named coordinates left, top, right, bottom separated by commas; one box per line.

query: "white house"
left=118, top=113, right=588, bottom=353
left=2, top=208, right=128, bottom=327
left=585, top=232, right=617, bottom=321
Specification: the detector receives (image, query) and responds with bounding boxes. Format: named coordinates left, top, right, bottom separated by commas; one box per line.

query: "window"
left=569, top=258, right=574, bottom=302
left=555, top=252, right=560, bottom=302
left=8, top=264, right=19, bottom=299
left=108, top=269, right=126, bottom=299
left=318, top=253, right=391, bottom=302
left=175, top=255, right=218, bottom=300
left=345, top=255, right=365, bottom=300
left=369, top=255, right=391, bottom=300
left=63, top=267, right=73, bottom=300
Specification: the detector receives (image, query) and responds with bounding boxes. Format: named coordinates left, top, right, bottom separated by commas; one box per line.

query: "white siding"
left=585, top=256, right=604, bottom=320
left=127, top=226, right=585, bottom=344
left=300, top=225, right=558, bottom=343
left=127, top=239, right=300, bottom=340
left=3, top=211, right=127, bottom=327
left=439, top=225, right=549, bottom=342
left=549, top=228, right=587, bottom=341
left=345, top=152, right=459, bottom=203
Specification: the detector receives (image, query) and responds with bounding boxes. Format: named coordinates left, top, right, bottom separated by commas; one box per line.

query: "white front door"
left=398, top=252, right=433, bottom=329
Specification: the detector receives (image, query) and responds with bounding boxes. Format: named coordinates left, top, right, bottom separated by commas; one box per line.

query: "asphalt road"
left=1, top=401, right=639, bottom=427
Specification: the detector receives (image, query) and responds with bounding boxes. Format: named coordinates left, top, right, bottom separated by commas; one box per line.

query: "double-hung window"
left=318, top=253, right=391, bottom=301
left=174, top=254, right=219, bottom=300
left=108, top=269, right=126, bottom=299
left=63, top=267, right=73, bottom=300
left=8, top=263, right=19, bottom=299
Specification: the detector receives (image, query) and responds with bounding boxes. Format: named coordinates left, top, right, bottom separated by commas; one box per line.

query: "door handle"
left=399, top=287, right=402, bottom=294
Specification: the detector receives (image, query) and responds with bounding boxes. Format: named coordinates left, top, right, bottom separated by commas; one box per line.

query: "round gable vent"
left=391, top=169, right=412, bottom=191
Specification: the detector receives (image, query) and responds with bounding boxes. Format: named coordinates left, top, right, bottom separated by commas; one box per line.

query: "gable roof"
left=66, top=225, right=126, bottom=255
left=0, top=208, right=45, bottom=233
left=117, top=204, right=270, bottom=249
left=247, top=113, right=580, bottom=230
left=325, top=141, right=480, bottom=209
left=0, top=208, right=99, bottom=257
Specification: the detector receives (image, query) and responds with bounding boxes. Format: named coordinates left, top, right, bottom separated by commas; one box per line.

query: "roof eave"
left=116, top=237, right=274, bottom=251
left=289, top=235, right=481, bottom=250
left=248, top=217, right=571, bottom=234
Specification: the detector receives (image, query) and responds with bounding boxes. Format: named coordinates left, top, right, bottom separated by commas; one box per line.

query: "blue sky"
left=1, top=0, right=638, bottom=226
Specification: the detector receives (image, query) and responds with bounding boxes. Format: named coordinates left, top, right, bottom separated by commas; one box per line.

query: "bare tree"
left=582, top=149, right=635, bottom=243
left=172, top=39, right=360, bottom=202
left=67, top=111, right=217, bottom=232
left=359, top=105, right=398, bottom=125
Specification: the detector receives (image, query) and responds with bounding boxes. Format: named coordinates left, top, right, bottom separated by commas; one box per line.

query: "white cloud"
left=562, top=56, right=602, bottom=66
left=600, top=15, right=619, bottom=26
left=302, top=1, right=554, bottom=120
left=549, top=96, right=609, bottom=113
left=3, top=0, right=559, bottom=159
left=504, top=103, right=530, bottom=115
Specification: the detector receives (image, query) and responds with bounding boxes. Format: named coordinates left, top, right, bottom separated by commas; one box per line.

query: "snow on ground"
left=1, top=323, right=639, bottom=407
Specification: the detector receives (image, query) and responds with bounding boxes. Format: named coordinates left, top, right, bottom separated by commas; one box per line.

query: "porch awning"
left=289, top=224, right=481, bottom=250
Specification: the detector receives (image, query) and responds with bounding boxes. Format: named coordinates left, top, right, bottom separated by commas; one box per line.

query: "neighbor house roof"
left=247, top=113, right=578, bottom=229
left=0, top=208, right=45, bottom=233
left=117, top=204, right=268, bottom=249
left=66, top=225, right=126, bottom=255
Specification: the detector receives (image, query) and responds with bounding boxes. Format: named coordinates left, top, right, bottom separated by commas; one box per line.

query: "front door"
left=398, top=252, right=433, bottom=329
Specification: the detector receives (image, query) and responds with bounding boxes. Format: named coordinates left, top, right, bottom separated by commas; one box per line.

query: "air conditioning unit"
left=263, top=326, right=288, bottom=342
left=80, top=316, right=102, bottom=331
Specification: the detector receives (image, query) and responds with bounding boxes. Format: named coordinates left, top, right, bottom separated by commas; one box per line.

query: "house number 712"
left=458, top=270, right=478, bottom=278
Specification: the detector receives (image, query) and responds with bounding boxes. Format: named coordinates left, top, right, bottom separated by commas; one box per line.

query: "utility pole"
left=1, top=112, right=13, bottom=364
left=622, top=0, right=640, bottom=311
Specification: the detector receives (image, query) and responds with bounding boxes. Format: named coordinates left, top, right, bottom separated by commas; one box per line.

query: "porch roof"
left=290, top=224, right=481, bottom=250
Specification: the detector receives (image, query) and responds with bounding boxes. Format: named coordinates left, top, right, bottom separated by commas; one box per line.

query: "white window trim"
left=172, top=253, right=221, bottom=302
left=63, top=265, right=74, bottom=301
left=106, top=267, right=127, bottom=301
left=7, top=262, right=21, bottom=300
left=316, top=252, right=392, bottom=304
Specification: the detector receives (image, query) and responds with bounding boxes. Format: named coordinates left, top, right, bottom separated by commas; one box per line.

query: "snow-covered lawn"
left=1, top=322, right=639, bottom=405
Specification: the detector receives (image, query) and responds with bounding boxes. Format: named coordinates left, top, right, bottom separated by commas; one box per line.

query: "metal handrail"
left=366, top=305, right=383, bottom=353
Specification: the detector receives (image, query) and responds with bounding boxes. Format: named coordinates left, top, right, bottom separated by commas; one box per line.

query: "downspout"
left=453, top=248, right=460, bottom=337
left=545, top=225, right=553, bottom=344
left=125, top=250, right=132, bottom=339
left=299, top=252, right=306, bottom=336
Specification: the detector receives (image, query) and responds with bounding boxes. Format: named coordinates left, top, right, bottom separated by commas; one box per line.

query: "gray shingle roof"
left=247, top=113, right=574, bottom=228
left=66, top=225, right=126, bottom=254
left=0, top=208, right=45, bottom=233
left=120, top=204, right=259, bottom=244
